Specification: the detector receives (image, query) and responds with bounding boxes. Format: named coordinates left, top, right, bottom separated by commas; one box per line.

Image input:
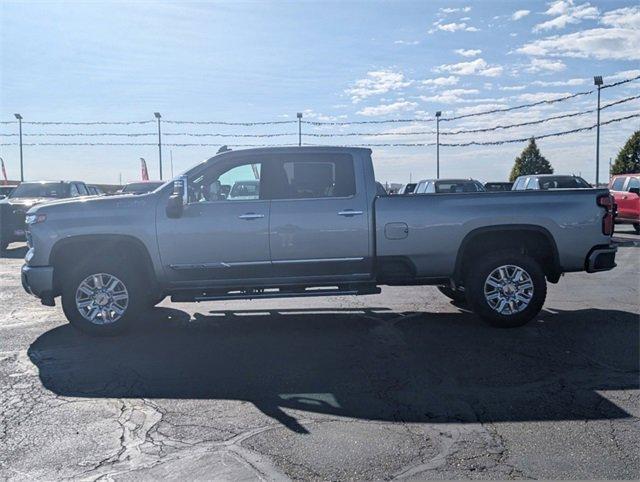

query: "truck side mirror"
left=629, top=187, right=640, bottom=196
left=166, top=177, right=187, bottom=218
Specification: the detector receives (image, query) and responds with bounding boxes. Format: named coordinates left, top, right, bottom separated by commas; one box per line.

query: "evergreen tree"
left=509, top=138, right=554, bottom=182
left=611, top=130, right=640, bottom=175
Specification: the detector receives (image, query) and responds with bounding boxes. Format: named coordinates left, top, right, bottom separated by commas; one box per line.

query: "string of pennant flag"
left=0, top=74, right=638, bottom=148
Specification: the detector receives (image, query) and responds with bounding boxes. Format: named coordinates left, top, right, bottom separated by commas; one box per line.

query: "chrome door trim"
left=170, top=260, right=271, bottom=270
left=272, top=257, right=364, bottom=265
left=338, top=210, right=364, bottom=216
left=238, top=213, right=265, bottom=220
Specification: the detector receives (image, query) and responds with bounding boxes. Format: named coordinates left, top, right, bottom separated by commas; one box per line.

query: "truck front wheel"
left=464, top=251, right=546, bottom=328
left=437, top=285, right=467, bottom=303
left=61, top=261, right=143, bottom=336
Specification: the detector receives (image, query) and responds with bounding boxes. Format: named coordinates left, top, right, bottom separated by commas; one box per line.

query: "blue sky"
left=1, top=0, right=639, bottom=185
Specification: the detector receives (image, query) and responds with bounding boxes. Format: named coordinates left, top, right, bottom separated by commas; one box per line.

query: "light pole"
left=154, top=112, right=163, bottom=180
left=435, top=111, right=442, bottom=179
left=297, top=112, right=303, bottom=146
left=594, top=76, right=603, bottom=186
left=14, top=113, right=23, bottom=181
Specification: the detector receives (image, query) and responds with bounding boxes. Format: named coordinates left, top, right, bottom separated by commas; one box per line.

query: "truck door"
left=262, top=153, right=372, bottom=281
left=156, top=158, right=271, bottom=285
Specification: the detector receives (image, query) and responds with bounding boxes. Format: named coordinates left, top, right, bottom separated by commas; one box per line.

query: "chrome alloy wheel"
left=75, top=273, right=129, bottom=325
left=483, top=265, right=534, bottom=315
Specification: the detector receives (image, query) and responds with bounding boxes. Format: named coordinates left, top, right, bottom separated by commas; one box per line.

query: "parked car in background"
left=512, top=174, right=591, bottom=190
left=0, top=180, right=89, bottom=251
left=118, top=181, right=164, bottom=195
left=609, top=173, right=640, bottom=234
left=21, top=146, right=616, bottom=335
left=398, top=183, right=417, bottom=195
left=87, top=185, right=104, bottom=196
left=0, top=185, right=18, bottom=199
left=485, top=182, right=513, bottom=192
left=414, top=178, right=486, bottom=194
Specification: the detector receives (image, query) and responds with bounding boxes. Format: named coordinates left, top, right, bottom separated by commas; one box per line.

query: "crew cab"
left=0, top=180, right=90, bottom=251
left=609, top=173, right=640, bottom=234
left=21, top=147, right=617, bottom=335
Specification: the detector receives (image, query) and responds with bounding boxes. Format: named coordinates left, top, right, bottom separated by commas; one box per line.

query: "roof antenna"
left=217, top=145, right=231, bottom=154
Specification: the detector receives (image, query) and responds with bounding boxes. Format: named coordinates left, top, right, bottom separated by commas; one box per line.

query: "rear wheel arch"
left=453, top=225, right=561, bottom=285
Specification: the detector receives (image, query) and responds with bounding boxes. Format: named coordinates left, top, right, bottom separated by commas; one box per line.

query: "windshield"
left=538, top=176, right=590, bottom=189
left=121, top=182, right=163, bottom=193
left=9, top=182, right=66, bottom=199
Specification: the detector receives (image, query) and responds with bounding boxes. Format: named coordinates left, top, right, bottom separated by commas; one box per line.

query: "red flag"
left=140, top=158, right=149, bottom=181
left=0, top=157, right=8, bottom=185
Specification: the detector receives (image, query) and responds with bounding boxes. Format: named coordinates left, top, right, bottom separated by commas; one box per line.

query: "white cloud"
left=606, top=69, right=640, bottom=82
left=533, top=1, right=599, bottom=32
left=394, top=40, right=420, bottom=45
left=600, top=6, right=640, bottom=29
left=531, top=78, right=586, bottom=86
left=517, top=92, right=572, bottom=102
left=357, top=101, right=417, bottom=116
left=437, top=22, right=478, bottom=32
left=454, top=48, right=482, bottom=57
left=517, top=27, right=640, bottom=60
left=421, top=76, right=459, bottom=87
left=435, top=58, right=504, bottom=77
left=300, top=109, right=346, bottom=122
left=439, top=6, right=471, bottom=15
left=512, top=10, right=531, bottom=21
left=419, top=88, right=480, bottom=103
left=455, top=103, right=507, bottom=116
left=526, top=58, right=567, bottom=73
left=500, top=85, right=527, bottom=91
left=345, top=70, right=413, bottom=103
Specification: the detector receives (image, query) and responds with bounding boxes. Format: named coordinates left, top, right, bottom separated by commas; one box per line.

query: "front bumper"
left=585, top=245, right=617, bottom=273
left=21, top=264, right=55, bottom=305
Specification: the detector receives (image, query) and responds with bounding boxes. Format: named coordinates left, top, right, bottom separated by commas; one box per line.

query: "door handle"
left=338, top=210, right=364, bottom=216
left=238, top=213, right=265, bottom=220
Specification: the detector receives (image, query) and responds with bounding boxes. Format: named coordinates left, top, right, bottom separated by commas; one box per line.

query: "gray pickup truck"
left=21, top=146, right=617, bottom=335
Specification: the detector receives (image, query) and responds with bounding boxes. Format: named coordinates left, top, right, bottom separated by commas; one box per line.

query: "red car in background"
left=609, top=174, right=640, bottom=234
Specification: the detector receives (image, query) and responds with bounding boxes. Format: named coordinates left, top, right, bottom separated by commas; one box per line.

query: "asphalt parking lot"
left=1, top=228, right=639, bottom=480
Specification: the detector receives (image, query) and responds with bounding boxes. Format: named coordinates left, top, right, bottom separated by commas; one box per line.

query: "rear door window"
left=262, top=154, right=356, bottom=200
left=628, top=177, right=639, bottom=191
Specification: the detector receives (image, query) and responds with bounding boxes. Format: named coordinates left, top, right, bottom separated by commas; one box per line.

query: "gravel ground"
left=1, top=228, right=639, bottom=480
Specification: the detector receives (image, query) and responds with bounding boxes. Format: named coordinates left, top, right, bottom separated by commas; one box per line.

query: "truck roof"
left=208, top=145, right=373, bottom=161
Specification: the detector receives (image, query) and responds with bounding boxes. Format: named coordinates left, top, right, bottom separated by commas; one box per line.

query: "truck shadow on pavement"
left=28, top=306, right=639, bottom=433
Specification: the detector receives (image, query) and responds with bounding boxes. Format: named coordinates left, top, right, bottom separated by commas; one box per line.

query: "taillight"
left=597, top=193, right=615, bottom=236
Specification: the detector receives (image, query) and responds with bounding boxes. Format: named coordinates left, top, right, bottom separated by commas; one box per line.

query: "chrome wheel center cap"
left=95, top=292, right=109, bottom=306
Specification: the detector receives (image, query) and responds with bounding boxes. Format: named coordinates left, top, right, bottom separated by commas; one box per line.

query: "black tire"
left=634, top=223, right=640, bottom=235
left=437, top=285, right=467, bottom=303
left=61, top=259, right=144, bottom=336
left=464, top=250, right=546, bottom=328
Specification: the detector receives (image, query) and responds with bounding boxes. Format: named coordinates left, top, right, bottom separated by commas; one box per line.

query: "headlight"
left=25, top=213, right=47, bottom=225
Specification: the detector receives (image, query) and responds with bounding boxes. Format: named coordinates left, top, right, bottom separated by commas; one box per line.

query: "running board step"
left=171, top=286, right=381, bottom=303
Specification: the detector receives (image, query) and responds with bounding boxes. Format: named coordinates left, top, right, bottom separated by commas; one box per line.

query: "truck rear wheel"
left=465, top=251, right=546, bottom=328
left=61, top=260, right=143, bottom=336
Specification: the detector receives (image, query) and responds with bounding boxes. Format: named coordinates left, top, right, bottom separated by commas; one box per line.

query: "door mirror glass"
left=166, top=177, right=187, bottom=218
left=166, top=193, right=183, bottom=218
